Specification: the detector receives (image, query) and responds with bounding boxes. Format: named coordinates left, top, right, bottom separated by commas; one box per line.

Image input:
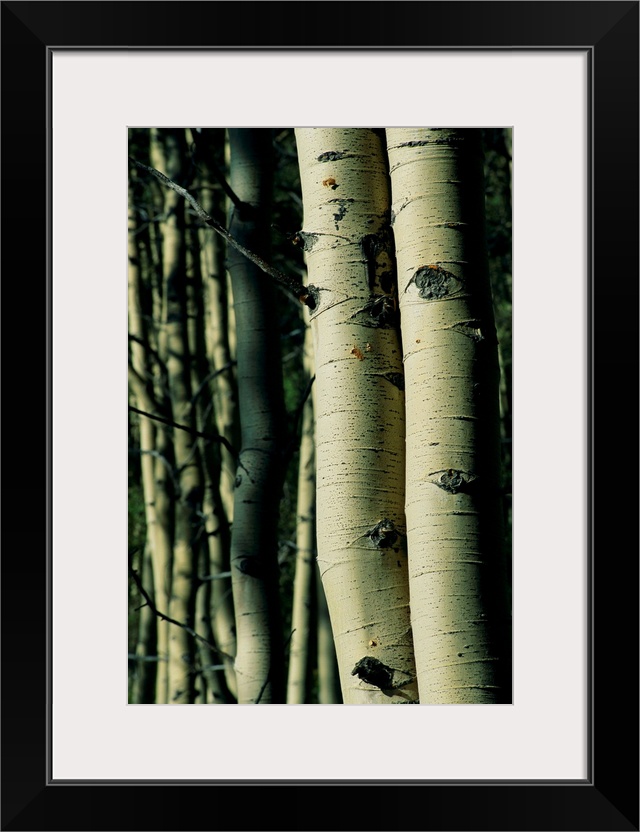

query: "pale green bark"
left=316, top=574, right=341, bottom=704
left=153, top=129, right=202, bottom=704
left=296, top=128, right=418, bottom=704
left=146, top=129, right=176, bottom=704
left=194, top=148, right=239, bottom=697
left=128, top=180, right=158, bottom=702
left=128, top=163, right=171, bottom=702
left=387, top=128, right=510, bottom=703
left=195, top=137, right=239, bottom=525
left=227, top=129, right=286, bottom=704
left=286, top=322, right=316, bottom=704
left=185, top=181, right=237, bottom=702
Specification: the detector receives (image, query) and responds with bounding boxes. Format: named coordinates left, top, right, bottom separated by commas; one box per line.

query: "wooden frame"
left=2, top=2, right=637, bottom=829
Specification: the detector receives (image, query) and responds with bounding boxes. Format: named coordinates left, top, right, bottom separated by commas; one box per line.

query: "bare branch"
left=129, top=156, right=316, bottom=308
left=128, top=334, right=167, bottom=378
left=189, top=129, right=246, bottom=212
left=128, top=365, right=160, bottom=415
left=128, top=405, right=238, bottom=460
left=129, top=567, right=232, bottom=661
left=190, top=361, right=236, bottom=406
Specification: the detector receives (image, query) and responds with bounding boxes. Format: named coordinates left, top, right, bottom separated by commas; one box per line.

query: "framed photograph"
left=2, top=2, right=637, bottom=830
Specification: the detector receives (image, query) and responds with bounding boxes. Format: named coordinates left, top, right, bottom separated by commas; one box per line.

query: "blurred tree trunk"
left=128, top=172, right=158, bottom=702
left=153, top=128, right=203, bottom=704
left=195, top=130, right=240, bottom=525
left=286, top=323, right=316, bottom=703
left=227, top=129, right=286, bottom=704
left=316, top=576, right=341, bottom=704
left=193, top=134, right=239, bottom=696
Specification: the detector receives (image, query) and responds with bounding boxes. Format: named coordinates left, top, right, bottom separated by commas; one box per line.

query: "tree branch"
left=129, top=567, right=232, bottom=661
left=128, top=405, right=237, bottom=460
left=128, top=365, right=160, bottom=416
left=128, top=334, right=167, bottom=378
left=189, top=129, right=246, bottom=213
left=190, top=361, right=236, bottom=406
left=129, top=156, right=316, bottom=308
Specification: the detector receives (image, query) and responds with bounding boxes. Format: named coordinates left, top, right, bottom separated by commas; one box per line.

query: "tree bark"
left=296, top=128, right=418, bottom=704
left=286, top=323, right=316, bottom=704
left=387, top=128, right=511, bottom=703
left=227, top=129, right=286, bottom=704
left=154, top=128, right=202, bottom=704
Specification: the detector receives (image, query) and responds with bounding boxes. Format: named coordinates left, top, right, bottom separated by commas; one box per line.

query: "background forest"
left=128, top=127, right=512, bottom=705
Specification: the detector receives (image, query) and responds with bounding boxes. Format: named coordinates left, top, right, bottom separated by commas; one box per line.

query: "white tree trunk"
left=387, top=128, right=510, bottom=703
left=296, top=128, right=418, bottom=704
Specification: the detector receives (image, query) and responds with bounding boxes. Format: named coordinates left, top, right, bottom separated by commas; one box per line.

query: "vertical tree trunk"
left=316, top=576, right=341, bottom=704
left=146, top=129, right=176, bottom=704
left=195, top=131, right=240, bottom=524
left=386, top=128, right=510, bottom=703
left=194, top=139, right=239, bottom=696
left=227, top=129, right=286, bottom=704
left=128, top=175, right=159, bottom=702
left=155, top=129, right=203, bottom=704
left=286, top=323, right=316, bottom=704
left=296, top=128, right=418, bottom=704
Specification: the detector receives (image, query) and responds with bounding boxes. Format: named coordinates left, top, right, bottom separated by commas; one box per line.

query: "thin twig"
left=190, top=361, right=236, bottom=406
left=128, top=405, right=237, bottom=460
left=129, top=567, right=232, bottom=661
left=129, top=156, right=315, bottom=308
left=128, top=334, right=167, bottom=378
left=189, top=130, right=246, bottom=212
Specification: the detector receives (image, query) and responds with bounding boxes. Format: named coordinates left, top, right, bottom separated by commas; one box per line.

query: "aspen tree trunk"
left=133, top=546, right=158, bottom=702
left=316, top=576, right=341, bottom=704
left=128, top=178, right=158, bottom=701
left=227, top=129, right=286, bottom=704
left=386, top=128, right=510, bottom=703
left=147, top=129, right=176, bottom=704
left=185, top=190, right=236, bottom=703
left=194, top=144, right=239, bottom=696
left=155, top=129, right=203, bottom=704
left=196, top=134, right=239, bottom=524
left=286, top=322, right=316, bottom=704
left=295, top=128, right=418, bottom=704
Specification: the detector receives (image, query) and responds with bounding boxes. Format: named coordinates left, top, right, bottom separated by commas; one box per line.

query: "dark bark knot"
left=317, top=150, right=353, bottom=162
left=236, top=558, right=263, bottom=578
left=291, top=231, right=319, bottom=252
left=430, top=469, right=478, bottom=495
left=385, top=372, right=405, bottom=391
left=367, top=519, right=400, bottom=549
left=328, top=198, right=354, bottom=230
left=300, top=284, right=320, bottom=312
left=361, top=229, right=396, bottom=294
left=409, top=265, right=460, bottom=300
left=351, top=656, right=395, bottom=690
left=368, top=295, right=398, bottom=328
left=449, top=320, right=487, bottom=343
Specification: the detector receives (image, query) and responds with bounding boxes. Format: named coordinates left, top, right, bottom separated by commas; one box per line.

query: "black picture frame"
left=2, top=2, right=638, bottom=830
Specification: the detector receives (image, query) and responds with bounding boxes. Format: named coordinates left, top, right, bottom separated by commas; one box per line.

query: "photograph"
left=127, top=127, right=513, bottom=705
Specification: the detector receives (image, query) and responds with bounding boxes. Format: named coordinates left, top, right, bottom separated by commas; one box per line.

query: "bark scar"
left=351, top=656, right=414, bottom=692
